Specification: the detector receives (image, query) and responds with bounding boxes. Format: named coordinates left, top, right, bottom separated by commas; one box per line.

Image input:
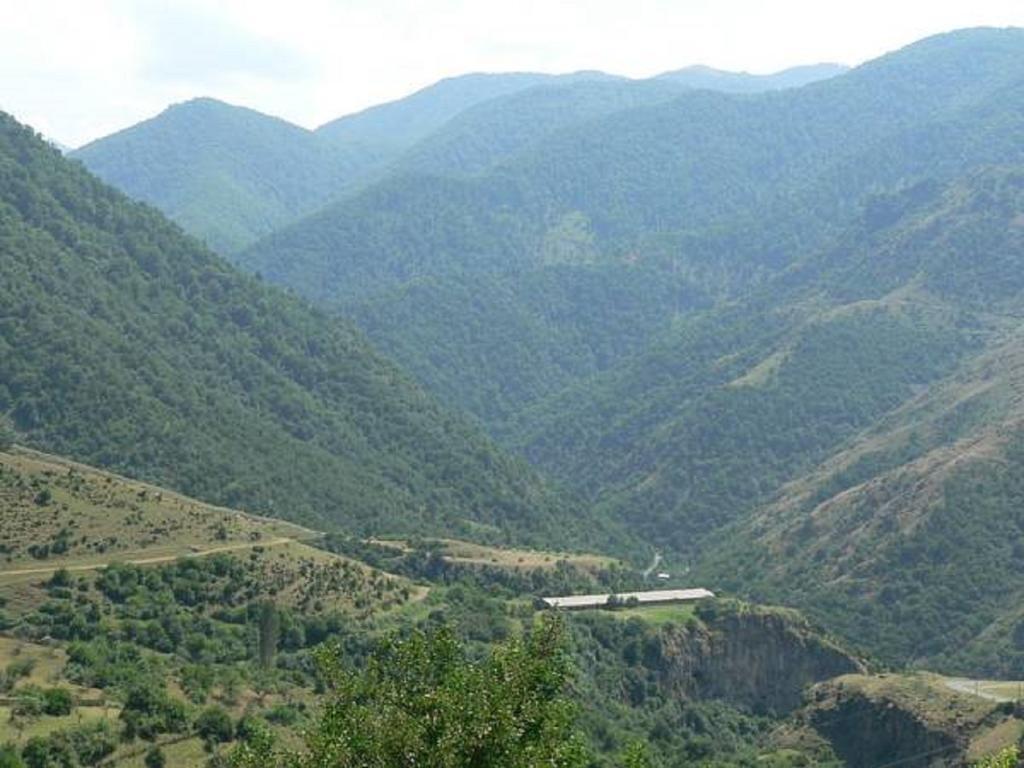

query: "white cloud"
left=1, top=0, right=1023, bottom=147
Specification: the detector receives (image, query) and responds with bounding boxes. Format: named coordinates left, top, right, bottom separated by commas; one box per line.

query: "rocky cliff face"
left=804, top=674, right=1017, bottom=768
left=656, top=603, right=864, bottom=713
left=811, top=689, right=959, bottom=767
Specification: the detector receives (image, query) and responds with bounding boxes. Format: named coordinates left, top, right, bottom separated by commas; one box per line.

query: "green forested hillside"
left=398, top=64, right=846, bottom=178
left=71, top=98, right=372, bottom=254
left=691, top=168, right=1024, bottom=675
left=347, top=268, right=710, bottom=425
left=71, top=65, right=845, bottom=262
left=241, top=28, right=1024, bottom=430
left=44, top=27, right=1024, bottom=680
left=393, top=79, right=691, bottom=178
left=0, top=111, right=617, bottom=550
left=525, top=167, right=1024, bottom=672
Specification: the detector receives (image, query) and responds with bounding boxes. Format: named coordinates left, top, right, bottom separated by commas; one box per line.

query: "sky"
left=3, top=0, right=1024, bottom=148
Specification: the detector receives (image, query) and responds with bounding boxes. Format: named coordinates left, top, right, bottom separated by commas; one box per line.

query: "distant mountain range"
left=20, top=27, right=1024, bottom=676
left=71, top=63, right=846, bottom=253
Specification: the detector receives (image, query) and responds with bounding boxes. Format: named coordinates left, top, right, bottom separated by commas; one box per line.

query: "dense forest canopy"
left=0, top=111, right=620, bottom=550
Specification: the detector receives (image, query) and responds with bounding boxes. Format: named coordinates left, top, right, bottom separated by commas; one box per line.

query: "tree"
left=972, top=746, right=1020, bottom=767
left=120, top=684, right=188, bottom=741
left=256, top=601, right=279, bottom=670
left=231, top=615, right=588, bottom=768
left=0, top=415, right=14, bottom=452
left=20, top=737, right=74, bottom=768
left=144, top=746, right=166, bottom=768
left=0, top=743, right=24, bottom=768
left=41, top=687, right=73, bottom=716
left=195, top=705, right=234, bottom=749
left=622, top=741, right=658, bottom=768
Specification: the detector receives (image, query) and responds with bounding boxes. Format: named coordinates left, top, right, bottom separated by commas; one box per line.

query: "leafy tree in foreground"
left=231, top=615, right=588, bottom=768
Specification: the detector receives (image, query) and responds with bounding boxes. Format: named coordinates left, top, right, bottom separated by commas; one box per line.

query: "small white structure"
left=541, top=588, right=714, bottom=610
left=656, top=572, right=671, bottom=580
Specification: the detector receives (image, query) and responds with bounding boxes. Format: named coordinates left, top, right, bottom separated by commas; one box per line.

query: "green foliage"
left=72, top=99, right=370, bottom=254
left=0, top=743, right=24, bottom=768
left=231, top=615, right=589, bottom=768
left=256, top=601, right=279, bottom=670
left=972, top=747, right=1021, bottom=768
left=120, top=683, right=189, bottom=741
left=19, top=722, right=116, bottom=768
left=238, top=30, right=1024, bottom=438
left=143, top=746, right=166, bottom=768
left=0, top=414, right=14, bottom=451
left=0, top=658, right=34, bottom=693
left=620, top=742, right=658, bottom=768
left=195, top=705, right=235, bottom=747
left=41, top=687, right=72, bottom=716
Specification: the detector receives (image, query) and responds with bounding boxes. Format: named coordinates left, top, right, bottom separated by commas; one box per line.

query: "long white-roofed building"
left=541, top=588, right=714, bottom=610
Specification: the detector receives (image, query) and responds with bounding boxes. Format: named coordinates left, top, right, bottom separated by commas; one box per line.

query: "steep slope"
left=0, top=111, right=616, bottom=550
left=242, top=28, right=1024, bottom=428
left=392, top=78, right=690, bottom=178
left=345, top=268, right=709, bottom=424
left=72, top=98, right=369, bottom=254
left=805, top=674, right=1023, bottom=767
left=521, top=167, right=1024, bottom=672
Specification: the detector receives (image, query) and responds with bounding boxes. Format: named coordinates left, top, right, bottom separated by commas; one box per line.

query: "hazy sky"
left=4, top=0, right=1024, bottom=147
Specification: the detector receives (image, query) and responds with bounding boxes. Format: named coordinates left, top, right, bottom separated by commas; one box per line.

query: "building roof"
left=541, top=588, right=714, bottom=610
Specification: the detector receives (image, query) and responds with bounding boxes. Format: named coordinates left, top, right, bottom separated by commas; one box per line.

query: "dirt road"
left=0, top=536, right=299, bottom=579
left=944, top=677, right=1021, bottom=702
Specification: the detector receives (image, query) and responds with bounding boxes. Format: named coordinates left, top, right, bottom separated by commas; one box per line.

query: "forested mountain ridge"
left=693, top=167, right=1024, bottom=675
left=520, top=166, right=1024, bottom=673
left=71, top=98, right=374, bottom=254
left=239, top=28, right=1024, bottom=429
left=71, top=64, right=846, bottom=259
left=655, top=62, right=848, bottom=91
left=314, top=70, right=619, bottom=155
left=246, top=28, right=1024, bottom=297
left=391, top=78, right=692, bottom=178
left=391, top=64, right=849, bottom=180
left=0, top=111, right=619, bottom=550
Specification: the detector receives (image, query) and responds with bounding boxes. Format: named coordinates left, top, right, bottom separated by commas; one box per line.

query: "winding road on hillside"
left=642, top=551, right=663, bottom=581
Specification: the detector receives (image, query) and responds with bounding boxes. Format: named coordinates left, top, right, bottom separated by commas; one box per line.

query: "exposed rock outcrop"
left=658, top=602, right=864, bottom=713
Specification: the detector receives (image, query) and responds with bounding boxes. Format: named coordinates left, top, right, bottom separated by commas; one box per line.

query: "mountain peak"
left=654, top=62, right=848, bottom=91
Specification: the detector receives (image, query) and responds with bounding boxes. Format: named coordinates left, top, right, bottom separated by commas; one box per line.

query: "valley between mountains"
left=3, top=23, right=1024, bottom=768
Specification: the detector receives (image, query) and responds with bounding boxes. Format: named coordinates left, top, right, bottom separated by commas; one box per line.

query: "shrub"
left=0, top=742, right=24, bottom=768
left=195, top=705, right=234, bottom=747
left=144, top=745, right=166, bottom=768
left=42, top=687, right=73, bottom=716
left=0, top=415, right=14, bottom=451
left=120, top=685, right=189, bottom=741
left=11, top=686, right=45, bottom=718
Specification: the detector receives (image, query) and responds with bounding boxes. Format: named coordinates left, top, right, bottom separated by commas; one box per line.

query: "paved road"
left=944, top=677, right=1019, bottom=702
left=0, top=536, right=299, bottom=579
